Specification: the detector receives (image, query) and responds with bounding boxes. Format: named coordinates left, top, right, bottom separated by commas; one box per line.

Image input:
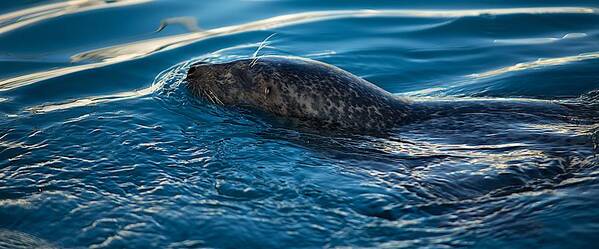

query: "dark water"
left=1, top=1, right=599, bottom=248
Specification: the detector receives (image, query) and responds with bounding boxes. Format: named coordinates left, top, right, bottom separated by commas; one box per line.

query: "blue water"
left=1, top=1, right=599, bottom=248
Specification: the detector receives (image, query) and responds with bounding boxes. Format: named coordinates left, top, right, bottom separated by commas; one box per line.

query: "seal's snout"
left=187, top=61, right=230, bottom=104
left=187, top=62, right=214, bottom=88
left=188, top=62, right=208, bottom=76
left=188, top=65, right=198, bottom=75
left=187, top=62, right=212, bottom=98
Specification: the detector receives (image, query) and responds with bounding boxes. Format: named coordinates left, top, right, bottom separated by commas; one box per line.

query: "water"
left=1, top=1, right=598, bottom=248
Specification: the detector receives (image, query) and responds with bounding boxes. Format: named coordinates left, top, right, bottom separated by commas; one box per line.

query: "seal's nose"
left=187, top=62, right=211, bottom=82
left=188, top=62, right=208, bottom=75
left=188, top=65, right=197, bottom=73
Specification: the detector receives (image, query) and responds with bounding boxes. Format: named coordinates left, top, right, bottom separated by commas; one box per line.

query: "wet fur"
left=186, top=56, right=412, bottom=131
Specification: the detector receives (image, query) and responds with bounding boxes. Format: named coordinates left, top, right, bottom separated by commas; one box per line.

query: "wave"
left=493, top=33, right=588, bottom=45
left=0, top=229, right=56, bottom=249
left=1, top=7, right=596, bottom=91
left=469, top=51, right=599, bottom=79
left=415, top=51, right=599, bottom=98
left=25, top=43, right=264, bottom=113
left=0, top=0, right=151, bottom=35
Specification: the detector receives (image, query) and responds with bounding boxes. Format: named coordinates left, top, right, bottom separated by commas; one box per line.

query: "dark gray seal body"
left=186, top=56, right=412, bottom=130
left=186, top=56, right=573, bottom=131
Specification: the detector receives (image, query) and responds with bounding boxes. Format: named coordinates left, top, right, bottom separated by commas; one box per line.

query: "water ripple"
left=1, top=1, right=598, bottom=248
left=469, top=51, right=599, bottom=79
left=1, top=7, right=596, bottom=91
left=0, top=0, right=151, bottom=34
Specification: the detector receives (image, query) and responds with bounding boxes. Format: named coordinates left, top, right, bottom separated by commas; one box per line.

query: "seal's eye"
left=264, top=87, right=271, bottom=95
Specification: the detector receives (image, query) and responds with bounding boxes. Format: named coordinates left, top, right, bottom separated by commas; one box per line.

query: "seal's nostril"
left=188, top=66, right=197, bottom=75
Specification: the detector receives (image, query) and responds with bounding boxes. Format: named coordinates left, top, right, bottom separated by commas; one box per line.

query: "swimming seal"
left=186, top=56, right=411, bottom=130
left=185, top=56, right=570, bottom=131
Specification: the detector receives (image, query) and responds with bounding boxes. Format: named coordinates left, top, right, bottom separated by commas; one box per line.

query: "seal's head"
left=186, top=59, right=279, bottom=110
left=186, top=56, right=335, bottom=118
left=186, top=56, right=411, bottom=130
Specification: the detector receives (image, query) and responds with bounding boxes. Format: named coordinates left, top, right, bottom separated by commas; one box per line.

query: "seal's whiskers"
left=202, top=89, right=216, bottom=104
left=208, top=89, right=224, bottom=105
left=250, top=33, right=277, bottom=68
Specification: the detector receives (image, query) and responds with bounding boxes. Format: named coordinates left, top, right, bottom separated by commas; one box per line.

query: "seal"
left=186, top=56, right=412, bottom=130
left=186, top=56, right=570, bottom=131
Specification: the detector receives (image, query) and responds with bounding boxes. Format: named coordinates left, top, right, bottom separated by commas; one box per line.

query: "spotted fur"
left=186, top=56, right=412, bottom=131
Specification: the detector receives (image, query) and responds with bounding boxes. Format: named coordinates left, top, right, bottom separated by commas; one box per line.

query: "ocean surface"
left=1, top=1, right=599, bottom=248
